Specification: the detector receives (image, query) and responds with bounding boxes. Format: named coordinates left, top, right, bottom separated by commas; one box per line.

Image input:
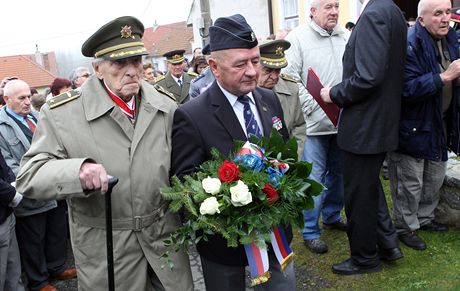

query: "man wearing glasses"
left=69, top=67, right=91, bottom=88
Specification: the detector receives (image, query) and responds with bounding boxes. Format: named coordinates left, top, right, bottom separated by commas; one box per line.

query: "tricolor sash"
left=244, top=225, right=294, bottom=286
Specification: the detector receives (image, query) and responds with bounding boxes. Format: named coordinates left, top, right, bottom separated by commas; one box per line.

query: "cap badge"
left=251, top=32, right=256, bottom=42
left=120, top=25, right=134, bottom=39
left=275, top=46, right=284, bottom=56
left=172, top=54, right=181, bottom=60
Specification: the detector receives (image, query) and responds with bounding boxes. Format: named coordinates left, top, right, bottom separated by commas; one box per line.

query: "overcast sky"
left=0, top=0, right=193, bottom=56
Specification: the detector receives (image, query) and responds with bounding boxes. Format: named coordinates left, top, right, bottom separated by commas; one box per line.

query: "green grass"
left=292, top=177, right=460, bottom=290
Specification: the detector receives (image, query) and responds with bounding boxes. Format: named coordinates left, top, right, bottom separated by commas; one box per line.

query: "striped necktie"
left=238, top=95, right=262, bottom=139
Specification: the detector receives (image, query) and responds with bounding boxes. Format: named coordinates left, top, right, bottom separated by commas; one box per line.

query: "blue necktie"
left=238, top=95, right=262, bottom=139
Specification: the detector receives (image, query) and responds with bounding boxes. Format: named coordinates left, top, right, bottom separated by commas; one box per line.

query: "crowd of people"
left=0, top=0, right=458, bottom=290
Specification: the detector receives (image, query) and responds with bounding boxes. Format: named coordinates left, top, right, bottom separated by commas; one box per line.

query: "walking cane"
left=105, top=176, right=119, bottom=291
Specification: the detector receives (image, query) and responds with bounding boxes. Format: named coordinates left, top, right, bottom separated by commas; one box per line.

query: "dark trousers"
left=15, top=201, right=68, bottom=291
left=342, top=151, right=399, bottom=267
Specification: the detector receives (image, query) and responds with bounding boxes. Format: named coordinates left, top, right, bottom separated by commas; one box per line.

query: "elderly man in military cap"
left=171, top=14, right=296, bottom=291
left=155, top=49, right=196, bottom=104
left=16, top=16, right=193, bottom=291
left=257, top=39, right=306, bottom=157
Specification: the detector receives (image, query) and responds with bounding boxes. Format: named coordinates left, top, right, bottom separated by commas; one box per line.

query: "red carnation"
left=218, top=160, right=240, bottom=183
left=262, top=184, right=279, bottom=205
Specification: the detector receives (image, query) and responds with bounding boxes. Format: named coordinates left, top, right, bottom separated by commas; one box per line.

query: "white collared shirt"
left=172, top=75, right=183, bottom=87
left=216, top=82, right=264, bottom=138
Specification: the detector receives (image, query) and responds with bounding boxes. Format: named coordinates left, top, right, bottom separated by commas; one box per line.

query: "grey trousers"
left=0, top=214, right=25, bottom=291
left=388, top=152, right=446, bottom=234
left=200, top=252, right=296, bottom=291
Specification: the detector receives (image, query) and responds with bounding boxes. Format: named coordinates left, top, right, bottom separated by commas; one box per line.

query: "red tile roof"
left=143, top=21, right=194, bottom=57
left=0, top=55, right=56, bottom=88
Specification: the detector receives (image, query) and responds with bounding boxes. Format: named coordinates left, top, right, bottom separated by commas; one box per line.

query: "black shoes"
left=304, top=238, right=328, bottom=254
left=332, top=258, right=381, bottom=275
left=378, top=247, right=404, bottom=261
left=323, top=220, right=348, bottom=231
left=399, top=231, right=426, bottom=250
left=420, top=221, right=449, bottom=232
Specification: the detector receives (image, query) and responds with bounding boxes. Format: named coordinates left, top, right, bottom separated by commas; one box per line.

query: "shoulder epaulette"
left=187, top=71, right=198, bottom=77
left=191, top=73, right=205, bottom=83
left=154, top=75, right=166, bottom=83
left=280, top=73, right=297, bottom=83
left=47, top=90, right=81, bottom=109
left=154, top=84, right=176, bottom=101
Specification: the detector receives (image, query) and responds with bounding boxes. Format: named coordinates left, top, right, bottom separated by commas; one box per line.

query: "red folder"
left=306, top=68, right=340, bottom=127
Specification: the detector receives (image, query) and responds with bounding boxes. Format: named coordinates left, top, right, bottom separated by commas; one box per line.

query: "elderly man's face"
left=419, top=0, right=451, bottom=39
left=75, top=70, right=91, bottom=87
left=210, top=46, right=260, bottom=97
left=311, top=0, right=340, bottom=31
left=257, top=66, right=281, bottom=90
left=167, top=62, right=185, bottom=78
left=94, top=56, right=143, bottom=101
left=4, top=81, right=31, bottom=116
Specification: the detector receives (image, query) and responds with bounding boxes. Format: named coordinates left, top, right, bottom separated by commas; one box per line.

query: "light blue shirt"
left=216, top=82, right=264, bottom=138
left=5, top=106, right=34, bottom=129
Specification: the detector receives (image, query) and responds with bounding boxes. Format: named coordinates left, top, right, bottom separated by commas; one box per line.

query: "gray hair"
left=69, top=66, right=90, bottom=83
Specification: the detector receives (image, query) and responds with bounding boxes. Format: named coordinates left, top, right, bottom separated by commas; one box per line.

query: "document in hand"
left=306, top=68, right=340, bottom=127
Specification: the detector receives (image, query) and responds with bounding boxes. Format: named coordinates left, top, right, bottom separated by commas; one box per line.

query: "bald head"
left=3, top=80, right=32, bottom=116
left=417, top=0, right=451, bottom=39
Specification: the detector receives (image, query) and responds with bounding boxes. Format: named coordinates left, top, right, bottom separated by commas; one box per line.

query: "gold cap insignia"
left=275, top=46, right=284, bottom=56
left=120, top=25, right=134, bottom=39
left=172, top=54, right=181, bottom=60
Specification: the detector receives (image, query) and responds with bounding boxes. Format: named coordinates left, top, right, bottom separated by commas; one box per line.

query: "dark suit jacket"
left=171, top=81, right=289, bottom=266
left=330, top=0, right=407, bottom=154
left=156, top=72, right=194, bottom=104
left=0, top=150, right=17, bottom=224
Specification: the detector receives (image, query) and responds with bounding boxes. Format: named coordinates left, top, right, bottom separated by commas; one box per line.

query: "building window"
left=283, top=0, right=299, bottom=28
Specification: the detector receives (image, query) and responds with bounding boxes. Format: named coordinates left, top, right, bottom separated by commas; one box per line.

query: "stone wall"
left=435, top=158, right=460, bottom=228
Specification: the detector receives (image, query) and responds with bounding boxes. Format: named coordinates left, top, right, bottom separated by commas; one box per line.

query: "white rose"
left=202, top=177, right=221, bottom=195
left=200, top=197, right=220, bottom=215
left=230, top=180, right=253, bottom=207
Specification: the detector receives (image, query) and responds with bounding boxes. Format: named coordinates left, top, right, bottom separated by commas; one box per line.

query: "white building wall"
left=189, top=0, right=271, bottom=50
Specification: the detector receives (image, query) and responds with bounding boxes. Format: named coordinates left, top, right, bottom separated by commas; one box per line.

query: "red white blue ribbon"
left=270, top=225, right=294, bottom=271
left=244, top=225, right=294, bottom=286
left=244, top=242, right=270, bottom=285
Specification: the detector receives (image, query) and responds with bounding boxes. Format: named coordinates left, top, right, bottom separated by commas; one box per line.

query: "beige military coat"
left=16, top=77, right=193, bottom=291
left=274, top=74, right=307, bottom=158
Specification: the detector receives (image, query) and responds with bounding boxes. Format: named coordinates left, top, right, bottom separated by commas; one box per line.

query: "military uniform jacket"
left=155, top=72, right=194, bottom=104
left=273, top=75, right=306, bottom=157
left=16, top=77, right=193, bottom=291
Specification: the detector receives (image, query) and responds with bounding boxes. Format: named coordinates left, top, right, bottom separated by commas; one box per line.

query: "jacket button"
left=412, top=128, right=417, bottom=132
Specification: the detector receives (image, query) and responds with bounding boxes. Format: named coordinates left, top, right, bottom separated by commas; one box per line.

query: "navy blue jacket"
left=398, top=22, right=460, bottom=161
left=0, top=150, right=17, bottom=224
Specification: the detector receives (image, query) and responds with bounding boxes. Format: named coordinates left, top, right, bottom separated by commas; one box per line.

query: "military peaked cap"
left=259, top=39, right=291, bottom=69
left=82, top=16, right=148, bottom=60
left=209, top=14, right=258, bottom=52
left=163, top=50, right=186, bottom=64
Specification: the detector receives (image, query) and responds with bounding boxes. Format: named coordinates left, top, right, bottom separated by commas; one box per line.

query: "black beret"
left=82, top=16, right=148, bottom=60
left=163, top=49, right=186, bottom=64
left=259, top=39, right=291, bottom=69
left=209, top=14, right=258, bottom=52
